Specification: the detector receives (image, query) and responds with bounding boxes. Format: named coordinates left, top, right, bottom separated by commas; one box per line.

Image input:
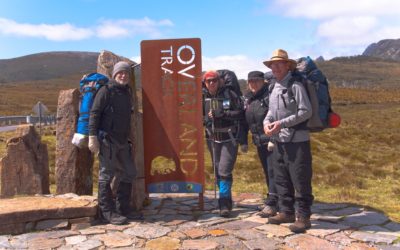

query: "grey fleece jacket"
left=263, top=72, right=312, bottom=143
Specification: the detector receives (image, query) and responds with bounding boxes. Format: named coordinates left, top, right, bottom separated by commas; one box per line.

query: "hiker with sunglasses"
left=202, top=70, right=244, bottom=217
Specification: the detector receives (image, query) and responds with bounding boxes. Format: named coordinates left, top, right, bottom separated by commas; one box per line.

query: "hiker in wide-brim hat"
left=263, top=49, right=297, bottom=71
left=262, top=48, right=314, bottom=234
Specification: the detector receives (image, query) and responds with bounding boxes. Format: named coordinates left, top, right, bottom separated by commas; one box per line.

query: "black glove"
left=212, top=107, right=225, bottom=118
left=253, top=134, right=269, bottom=147
left=258, top=134, right=269, bottom=145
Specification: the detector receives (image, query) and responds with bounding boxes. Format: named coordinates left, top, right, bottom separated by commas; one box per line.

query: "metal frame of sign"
left=141, top=38, right=204, bottom=208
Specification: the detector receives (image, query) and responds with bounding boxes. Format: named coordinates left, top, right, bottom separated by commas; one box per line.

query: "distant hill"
left=363, top=39, right=400, bottom=61
left=0, top=51, right=98, bottom=83
left=316, top=55, right=400, bottom=89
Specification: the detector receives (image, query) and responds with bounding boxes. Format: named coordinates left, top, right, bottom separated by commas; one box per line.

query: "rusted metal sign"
left=141, top=38, right=204, bottom=197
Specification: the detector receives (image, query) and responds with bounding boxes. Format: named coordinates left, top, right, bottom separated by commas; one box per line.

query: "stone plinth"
left=0, top=125, right=49, bottom=198
left=0, top=196, right=97, bottom=235
left=55, top=89, right=93, bottom=195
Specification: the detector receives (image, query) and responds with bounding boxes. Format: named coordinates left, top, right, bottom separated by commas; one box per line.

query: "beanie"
left=247, top=71, right=264, bottom=81
left=112, top=61, right=131, bottom=79
left=202, top=70, right=219, bottom=81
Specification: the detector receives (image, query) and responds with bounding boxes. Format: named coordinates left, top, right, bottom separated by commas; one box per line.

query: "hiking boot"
left=100, top=211, right=128, bottom=225
left=289, top=216, right=311, bottom=233
left=116, top=182, right=144, bottom=221
left=268, top=212, right=295, bottom=225
left=219, top=198, right=232, bottom=218
left=257, top=203, right=266, bottom=211
left=259, top=205, right=277, bottom=218
left=220, top=207, right=230, bottom=217
left=98, top=181, right=127, bottom=225
left=124, top=210, right=144, bottom=221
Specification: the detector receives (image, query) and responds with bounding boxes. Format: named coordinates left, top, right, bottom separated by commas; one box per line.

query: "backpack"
left=217, top=69, right=243, bottom=97
left=269, top=56, right=340, bottom=132
left=71, top=73, right=109, bottom=148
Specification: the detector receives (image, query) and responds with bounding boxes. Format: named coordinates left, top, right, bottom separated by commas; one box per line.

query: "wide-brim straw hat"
left=263, top=49, right=297, bottom=70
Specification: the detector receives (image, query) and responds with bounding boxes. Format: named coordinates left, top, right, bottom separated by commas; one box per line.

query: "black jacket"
left=203, top=85, right=244, bottom=141
left=244, top=84, right=270, bottom=146
left=89, top=80, right=132, bottom=144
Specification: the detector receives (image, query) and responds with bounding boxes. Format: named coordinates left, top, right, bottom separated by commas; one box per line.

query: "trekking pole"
left=211, top=116, right=217, bottom=200
left=210, top=99, right=218, bottom=201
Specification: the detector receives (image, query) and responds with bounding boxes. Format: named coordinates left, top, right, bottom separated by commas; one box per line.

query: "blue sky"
left=1, top=0, right=400, bottom=78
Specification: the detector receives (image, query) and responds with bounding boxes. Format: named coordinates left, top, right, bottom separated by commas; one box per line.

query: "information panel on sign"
left=141, top=38, right=204, bottom=194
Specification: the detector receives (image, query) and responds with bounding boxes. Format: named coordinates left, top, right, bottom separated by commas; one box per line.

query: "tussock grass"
left=0, top=87, right=399, bottom=222
left=222, top=103, right=400, bottom=222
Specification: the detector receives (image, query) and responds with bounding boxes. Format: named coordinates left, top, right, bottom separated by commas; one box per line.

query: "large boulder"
left=0, top=125, right=49, bottom=198
left=97, top=50, right=145, bottom=210
left=55, top=89, right=94, bottom=195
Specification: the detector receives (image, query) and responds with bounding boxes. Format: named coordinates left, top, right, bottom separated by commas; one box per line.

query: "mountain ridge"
left=362, top=38, right=400, bottom=61
left=0, top=51, right=99, bottom=83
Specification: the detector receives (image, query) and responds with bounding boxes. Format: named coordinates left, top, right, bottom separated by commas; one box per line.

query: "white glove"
left=240, top=144, right=248, bottom=153
left=267, top=141, right=275, bottom=152
left=71, top=133, right=88, bottom=148
left=88, top=135, right=100, bottom=154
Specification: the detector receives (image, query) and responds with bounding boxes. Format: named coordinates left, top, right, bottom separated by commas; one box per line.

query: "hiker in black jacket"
left=88, top=61, right=141, bottom=225
left=243, top=71, right=278, bottom=217
left=203, top=70, right=244, bottom=217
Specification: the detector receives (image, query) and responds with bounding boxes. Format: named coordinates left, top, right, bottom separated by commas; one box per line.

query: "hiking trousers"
left=272, top=140, right=313, bottom=218
left=98, top=135, right=136, bottom=184
left=257, top=145, right=278, bottom=206
left=206, top=140, right=238, bottom=181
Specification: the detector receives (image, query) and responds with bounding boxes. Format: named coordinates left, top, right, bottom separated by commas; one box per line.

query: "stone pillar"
left=0, top=125, right=49, bottom=198
left=55, top=89, right=93, bottom=195
left=97, top=50, right=145, bottom=210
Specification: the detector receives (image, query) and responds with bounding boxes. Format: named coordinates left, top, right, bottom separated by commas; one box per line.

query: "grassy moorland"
left=0, top=75, right=81, bottom=115
left=0, top=85, right=399, bottom=222
left=205, top=87, right=400, bottom=222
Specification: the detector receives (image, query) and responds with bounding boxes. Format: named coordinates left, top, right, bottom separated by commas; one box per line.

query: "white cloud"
left=130, top=56, right=141, bottom=64
left=317, top=16, right=378, bottom=46
left=273, top=0, right=400, bottom=19
left=96, top=17, right=174, bottom=39
left=202, top=54, right=268, bottom=79
left=0, top=18, right=92, bottom=41
left=270, top=0, right=400, bottom=56
left=0, top=17, right=173, bottom=41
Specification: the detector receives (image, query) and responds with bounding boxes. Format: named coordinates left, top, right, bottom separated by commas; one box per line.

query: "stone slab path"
left=0, top=191, right=399, bottom=249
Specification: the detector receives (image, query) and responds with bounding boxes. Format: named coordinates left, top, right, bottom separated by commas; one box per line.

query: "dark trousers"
left=257, top=145, right=278, bottom=206
left=98, top=136, right=136, bottom=184
left=272, top=140, right=313, bottom=217
left=206, top=140, right=238, bottom=180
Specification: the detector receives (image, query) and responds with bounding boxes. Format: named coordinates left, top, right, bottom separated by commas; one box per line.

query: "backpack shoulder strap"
left=223, top=87, right=234, bottom=99
left=262, top=94, right=269, bottom=107
left=268, top=82, right=275, bottom=94
left=287, top=76, right=298, bottom=101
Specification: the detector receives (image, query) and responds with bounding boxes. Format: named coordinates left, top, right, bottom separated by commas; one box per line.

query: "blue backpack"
left=72, top=73, right=109, bottom=147
left=269, top=56, right=339, bottom=132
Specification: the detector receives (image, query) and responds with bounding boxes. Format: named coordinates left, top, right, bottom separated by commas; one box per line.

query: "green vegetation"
left=215, top=102, right=400, bottom=222
left=0, top=75, right=80, bottom=115
left=318, top=56, right=400, bottom=89
left=205, top=87, right=400, bottom=222
left=0, top=85, right=399, bottom=222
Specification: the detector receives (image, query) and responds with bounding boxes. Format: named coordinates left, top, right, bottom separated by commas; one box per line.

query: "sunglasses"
left=205, top=78, right=219, bottom=84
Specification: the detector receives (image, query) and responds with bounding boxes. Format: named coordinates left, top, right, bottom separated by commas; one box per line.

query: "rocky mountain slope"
left=363, top=38, right=400, bottom=61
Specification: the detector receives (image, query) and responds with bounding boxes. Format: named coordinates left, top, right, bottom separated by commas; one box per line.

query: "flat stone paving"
left=0, top=191, right=399, bottom=249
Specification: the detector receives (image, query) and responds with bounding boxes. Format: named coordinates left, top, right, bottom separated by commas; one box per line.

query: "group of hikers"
left=86, top=48, right=315, bottom=234
left=202, top=48, right=313, bottom=233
